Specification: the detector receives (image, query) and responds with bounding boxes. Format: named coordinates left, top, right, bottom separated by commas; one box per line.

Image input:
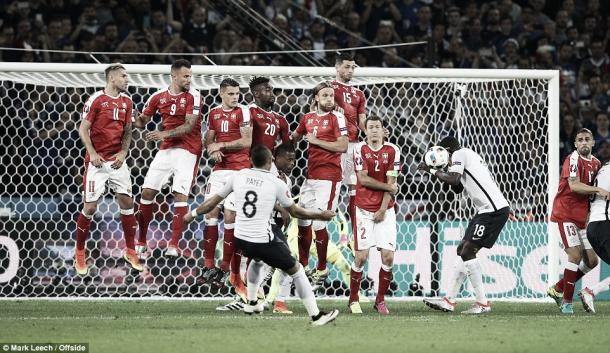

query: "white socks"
left=277, top=271, right=293, bottom=302
left=291, top=265, right=320, bottom=317
left=446, top=259, right=466, bottom=300
left=464, top=258, right=487, bottom=305
left=247, top=260, right=266, bottom=303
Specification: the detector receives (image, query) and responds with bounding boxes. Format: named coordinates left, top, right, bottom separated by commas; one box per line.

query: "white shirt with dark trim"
left=589, top=163, right=610, bottom=222
left=448, top=148, right=509, bottom=214
left=270, top=163, right=293, bottom=225
left=216, top=167, right=294, bottom=243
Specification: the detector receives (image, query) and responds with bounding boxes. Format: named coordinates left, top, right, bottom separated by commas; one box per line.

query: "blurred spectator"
left=559, top=113, right=578, bottom=160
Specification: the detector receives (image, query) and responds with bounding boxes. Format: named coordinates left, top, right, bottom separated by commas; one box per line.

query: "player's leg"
left=373, top=208, right=397, bottom=315
left=266, top=238, right=337, bottom=325
left=116, top=193, right=143, bottom=272
left=138, top=151, right=172, bottom=257
left=219, top=207, right=236, bottom=275
left=110, top=163, right=143, bottom=271
left=75, top=162, right=107, bottom=276
left=297, top=179, right=315, bottom=269
left=579, top=222, right=608, bottom=313
left=198, top=171, right=228, bottom=283
left=311, top=180, right=341, bottom=287
left=166, top=149, right=199, bottom=257
left=341, top=146, right=357, bottom=247
left=458, top=209, right=507, bottom=314
left=348, top=206, right=373, bottom=313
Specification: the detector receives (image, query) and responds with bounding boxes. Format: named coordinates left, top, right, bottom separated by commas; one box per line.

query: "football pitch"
left=0, top=300, right=608, bottom=353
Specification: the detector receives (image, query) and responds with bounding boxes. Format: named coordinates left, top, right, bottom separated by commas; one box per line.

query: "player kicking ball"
left=348, top=116, right=400, bottom=315
left=419, top=137, right=510, bottom=314
left=184, top=145, right=339, bottom=326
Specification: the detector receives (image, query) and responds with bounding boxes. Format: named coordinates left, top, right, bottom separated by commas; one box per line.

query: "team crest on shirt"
left=365, top=153, right=371, bottom=158
left=231, top=113, right=236, bottom=120
left=323, top=120, right=329, bottom=126
left=101, top=102, right=109, bottom=108
left=257, top=113, right=264, bottom=119
left=160, top=98, right=167, bottom=104
left=213, top=114, right=220, bottom=120
left=180, top=97, right=186, bottom=108
left=307, top=118, right=313, bottom=124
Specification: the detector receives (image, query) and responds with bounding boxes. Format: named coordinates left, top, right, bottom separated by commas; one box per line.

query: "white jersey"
left=217, top=167, right=294, bottom=243
left=448, top=148, right=509, bottom=214
left=589, top=163, right=610, bottom=222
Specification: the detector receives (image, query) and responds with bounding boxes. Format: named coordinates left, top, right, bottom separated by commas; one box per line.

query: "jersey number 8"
left=243, top=191, right=258, bottom=218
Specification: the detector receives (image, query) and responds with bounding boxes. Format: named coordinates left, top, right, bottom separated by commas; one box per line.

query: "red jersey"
left=142, top=87, right=202, bottom=155
left=81, top=90, right=133, bottom=163
left=551, top=151, right=601, bottom=228
left=332, top=79, right=366, bottom=142
left=249, top=104, right=290, bottom=152
left=354, top=142, right=401, bottom=212
left=207, top=105, right=251, bottom=171
left=296, top=111, right=348, bottom=181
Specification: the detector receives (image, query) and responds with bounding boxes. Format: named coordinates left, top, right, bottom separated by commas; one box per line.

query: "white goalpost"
left=0, top=63, right=561, bottom=300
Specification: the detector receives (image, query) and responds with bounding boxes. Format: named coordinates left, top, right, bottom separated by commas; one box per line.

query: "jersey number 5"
left=243, top=191, right=258, bottom=218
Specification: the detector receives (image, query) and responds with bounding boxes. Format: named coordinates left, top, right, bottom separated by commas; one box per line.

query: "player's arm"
left=426, top=168, right=462, bottom=186
left=275, top=180, right=334, bottom=220
left=78, top=119, right=104, bottom=167
left=356, top=169, right=398, bottom=194
left=220, top=126, right=252, bottom=151
left=274, top=203, right=291, bottom=230
left=184, top=194, right=224, bottom=224
left=307, top=135, right=348, bottom=153
left=287, top=204, right=335, bottom=221
left=568, top=177, right=608, bottom=196
left=374, top=175, right=396, bottom=223
left=358, top=113, right=366, bottom=132
left=204, top=121, right=223, bottom=162
left=134, top=112, right=153, bottom=128
left=146, top=113, right=198, bottom=141
left=184, top=175, right=233, bottom=224
left=110, top=121, right=132, bottom=169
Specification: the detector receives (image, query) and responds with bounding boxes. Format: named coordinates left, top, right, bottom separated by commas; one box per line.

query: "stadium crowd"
left=0, top=0, right=608, bottom=219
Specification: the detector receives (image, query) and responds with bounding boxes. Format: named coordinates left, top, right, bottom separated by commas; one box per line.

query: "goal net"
left=0, top=63, right=577, bottom=300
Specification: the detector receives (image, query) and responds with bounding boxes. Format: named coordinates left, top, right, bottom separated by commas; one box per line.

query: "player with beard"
left=292, top=81, right=348, bottom=291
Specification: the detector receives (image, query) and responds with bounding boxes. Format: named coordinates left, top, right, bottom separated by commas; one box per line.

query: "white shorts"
left=205, top=169, right=236, bottom=211
left=83, top=161, right=132, bottom=203
left=558, top=222, right=592, bottom=249
left=341, top=142, right=358, bottom=186
left=297, top=179, right=341, bottom=228
left=142, top=148, right=199, bottom=196
left=354, top=206, right=397, bottom=251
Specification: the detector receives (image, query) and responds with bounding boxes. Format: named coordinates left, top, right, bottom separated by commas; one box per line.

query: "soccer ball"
left=424, top=146, right=450, bottom=168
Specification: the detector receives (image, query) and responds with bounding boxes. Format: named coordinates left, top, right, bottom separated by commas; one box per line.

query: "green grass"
left=0, top=300, right=609, bottom=353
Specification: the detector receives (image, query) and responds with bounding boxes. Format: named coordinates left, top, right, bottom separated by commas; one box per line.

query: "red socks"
left=137, top=201, right=154, bottom=244
left=298, top=225, right=312, bottom=267
left=203, top=221, right=219, bottom=269
left=349, top=268, right=363, bottom=303
left=376, top=267, right=393, bottom=303
left=220, top=225, right=235, bottom=272
left=170, top=204, right=188, bottom=248
left=314, top=228, right=329, bottom=271
left=76, top=212, right=92, bottom=251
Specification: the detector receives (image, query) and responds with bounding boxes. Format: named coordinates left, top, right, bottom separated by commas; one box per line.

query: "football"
left=424, top=146, right=450, bottom=168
